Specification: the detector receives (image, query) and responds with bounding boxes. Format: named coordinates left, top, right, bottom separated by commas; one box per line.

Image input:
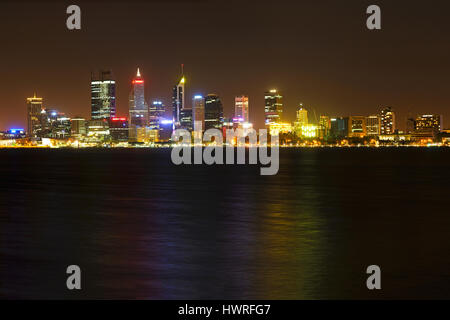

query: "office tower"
left=348, top=116, right=367, bottom=138
left=293, top=104, right=308, bottom=136
left=264, top=89, right=283, bottom=124
left=180, top=108, right=193, bottom=132
left=296, top=105, right=308, bottom=126
left=172, top=66, right=185, bottom=128
left=109, top=117, right=129, bottom=142
left=26, top=94, right=43, bottom=138
left=204, top=94, right=223, bottom=130
left=87, top=120, right=110, bottom=142
left=39, top=108, right=71, bottom=139
left=129, top=68, right=149, bottom=142
left=91, top=70, right=116, bottom=120
left=192, top=95, right=205, bottom=132
left=366, top=115, right=381, bottom=135
left=71, top=117, right=87, bottom=139
left=380, top=107, right=396, bottom=134
left=234, top=95, right=249, bottom=123
left=159, top=119, right=174, bottom=141
left=149, top=100, right=166, bottom=129
left=414, top=114, right=442, bottom=135
left=330, top=117, right=349, bottom=138
left=319, top=115, right=331, bottom=138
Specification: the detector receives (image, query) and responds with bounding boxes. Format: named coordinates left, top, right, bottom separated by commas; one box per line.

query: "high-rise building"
left=414, top=114, right=442, bottom=135
left=330, top=117, right=349, bottom=138
left=296, top=105, right=308, bottom=126
left=366, top=115, right=381, bottom=136
left=91, top=70, right=116, bottom=120
left=71, top=117, right=87, bottom=139
left=149, top=100, right=166, bottom=129
left=348, top=116, right=367, bottom=138
left=234, top=95, right=249, bottom=123
left=172, top=66, right=185, bottom=128
left=264, top=89, right=283, bottom=125
left=293, top=104, right=308, bottom=136
left=192, top=95, right=205, bottom=132
left=27, top=94, right=43, bottom=138
left=109, top=117, right=129, bottom=142
left=319, top=115, right=331, bottom=138
left=380, top=107, right=396, bottom=134
left=204, top=94, right=223, bottom=130
left=180, top=108, right=193, bottom=132
left=129, top=68, right=149, bottom=142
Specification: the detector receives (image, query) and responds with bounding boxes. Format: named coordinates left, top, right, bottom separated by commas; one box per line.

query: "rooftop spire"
left=136, top=68, right=141, bottom=77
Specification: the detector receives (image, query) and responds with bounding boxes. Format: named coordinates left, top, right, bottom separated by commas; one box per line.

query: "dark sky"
left=1, top=0, right=449, bottom=130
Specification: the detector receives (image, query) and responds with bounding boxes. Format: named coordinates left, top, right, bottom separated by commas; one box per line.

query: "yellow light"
left=180, top=77, right=185, bottom=84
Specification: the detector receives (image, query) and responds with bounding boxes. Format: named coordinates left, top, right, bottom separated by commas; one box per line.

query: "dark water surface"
left=1, top=148, right=450, bottom=299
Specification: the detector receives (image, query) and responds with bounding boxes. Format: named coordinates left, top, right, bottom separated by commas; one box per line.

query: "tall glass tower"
left=264, top=89, right=283, bottom=125
left=26, top=94, right=43, bottom=138
left=234, top=95, right=249, bottom=123
left=172, top=65, right=185, bottom=128
left=129, top=68, right=149, bottom=141
left=91, top=70, right=116, bottom=120
left=205, top=94, right=223, bottom=130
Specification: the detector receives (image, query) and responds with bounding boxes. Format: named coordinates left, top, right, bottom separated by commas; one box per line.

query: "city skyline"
left=1, top=1, right=450, bottom=130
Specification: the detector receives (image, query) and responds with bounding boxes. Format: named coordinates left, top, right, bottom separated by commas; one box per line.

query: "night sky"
left=1, top=0, right=449, bottom=130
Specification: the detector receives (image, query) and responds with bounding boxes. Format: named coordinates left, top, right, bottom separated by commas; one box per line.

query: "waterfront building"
left=348, top=116, right=367, bottom=138
left=27, top=94, right=43, bottom=138
left=129, top=68, right=148, bottom=142
left=414, top=114, right=442, bottom=134
left=172, top=66, right=185, bottom=128
left=366, top=115, right=381, bottom=136
left=264, top=89, right=283, bottom=125
left=204, top=94, right=223, bottom=130
left=159, top=119, right=173, bottom=141
left=91, top=70, right=116, bottom=120
left=380, top=107, right=396, bottom=134
left=149, top=100, right=165, bottom=129
left=109, top=117, right=129, bottom=142
left=192, top=95, right=205, bottom=133
left=319, top=115, right=331, bottom=138
left=180, top=108, right=193, bottom=132
left=234, top=95, right=249, bottom=123
left=301, top=124, right=319, bottom=138
left=269, top=122, right=292, bottom=136
left=71, top=117, right=87, bottom=139
left=330, top=117, right=349, bottom=138
left=293, top=104, right=308, bottom=136
left=87, top=119, right=110, bottom=142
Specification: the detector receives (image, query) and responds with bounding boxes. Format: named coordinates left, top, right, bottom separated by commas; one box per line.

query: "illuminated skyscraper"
left=380, top=107, right=396, bottom=134
left=180, top=108, right=193, bottom=132
left=264, top=89, right=283, bottom=124
left=319, top=115, right=331, bottom=137
left=193, top=95, right=205, bottom=132
left=129, top=68, right=149, bottom=141
left=91, top=70, right=116, bottom=120
left=204, top=94, right=223, bottom=130
left=71, top=117, right=87, bottom=139
left=26, top=94, right=43, bottom=138
left=149, top=100, right=166, bottom=129
left=172, top=65, right=185, bottom=128
left=109, top=117, right=129, bottom=142
left=234, top=95, right=249, bottom=123
left=296, top=105, right=308, bottom=126
left=293, top=104, right=308, bottom=136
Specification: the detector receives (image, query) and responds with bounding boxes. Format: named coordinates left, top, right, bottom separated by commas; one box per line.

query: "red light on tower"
left=132, top=80, right=144, bottom=84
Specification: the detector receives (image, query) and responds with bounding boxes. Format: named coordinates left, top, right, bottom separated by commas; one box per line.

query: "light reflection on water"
left=1, top=148, right=450, bottom=299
